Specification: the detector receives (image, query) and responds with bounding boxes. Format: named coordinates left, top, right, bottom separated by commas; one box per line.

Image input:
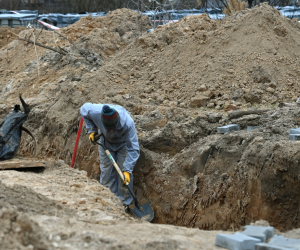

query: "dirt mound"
left=0, top=208, right=51, bottom=250
left=0, top=179, right=75, bottom=217
left=0, top=26, right=26, bottom=49
left=0, top=165, right=231, bottom=250
left=0, top=162, right=130, bottom=222
left=96, top=3, right=300, bottom=109
left=61, top=8, right=152, bottom=57
left=63, top=9, right=152, bottom=40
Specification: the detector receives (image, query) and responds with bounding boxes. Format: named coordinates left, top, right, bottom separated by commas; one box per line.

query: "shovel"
left=94, top=133, right=154, bottom=222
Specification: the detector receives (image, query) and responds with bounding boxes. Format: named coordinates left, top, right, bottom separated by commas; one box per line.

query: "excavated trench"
left=1, top=3, right=300, bottom=234
left=12, top=105, right=300, bottom=232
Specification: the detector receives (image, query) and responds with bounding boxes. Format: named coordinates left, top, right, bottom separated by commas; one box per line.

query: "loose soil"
left=0, top=162, right=228, bottom=250
left=0, top=4, right=300, bottom=247
left=0, top=26, right=26, bottom=49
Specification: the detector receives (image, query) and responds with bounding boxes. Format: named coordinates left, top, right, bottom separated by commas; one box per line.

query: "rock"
left=269, top=81, right=277, bottom=88
left=122, top=94, right=131, bottom=100
left=266, top=87, right=275, bottom=94
left=224, top=104, right=239, bottom=111
left=144, top=87, right=153, bottom=94
left=149, top=74, right=156, bottom=81
left=207, top=103, right=215, bottom=108
left=58, top=76, right=67, bottom=83
left=274, top=25, right=287, bottom=37
left=157, top=96, right=164, bottom=103
left=202, top=90, right=213, bottom=98
left=197, top=84, right=207, bottom=91
left=223, top=94, right=230, bottom=100
left=216, top=100, right=225, bottom=106
left=251, top=66, right=272, bottom=83
left=190, top=95, right=210, bottom=107
left=87, top=56, right=97, bottom=62
left=243, top=92, right=261, bottom=104
left=71, top=76, right=81, bottom=82
left=208, top=113, right=223, bottom=123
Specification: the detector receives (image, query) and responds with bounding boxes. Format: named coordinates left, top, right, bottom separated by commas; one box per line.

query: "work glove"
left=123, top=171, right=130, bottom=185
left=89, top=132, right=97, bottom=144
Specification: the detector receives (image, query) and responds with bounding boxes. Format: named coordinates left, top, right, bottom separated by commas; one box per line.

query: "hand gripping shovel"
left=94, top=134, right=154, bottom=222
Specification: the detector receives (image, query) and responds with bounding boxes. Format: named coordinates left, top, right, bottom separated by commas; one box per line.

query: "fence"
left=0, top=6, right=299, bottom=30
left=0, top=14, right=39, bottom=28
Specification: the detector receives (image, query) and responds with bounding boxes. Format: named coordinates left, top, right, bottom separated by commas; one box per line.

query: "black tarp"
left=0, top=96, right=30, bottom=161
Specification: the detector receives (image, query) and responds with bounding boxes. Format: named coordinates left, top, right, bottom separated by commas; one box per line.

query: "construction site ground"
left=0, top=3, right=300, bottom=249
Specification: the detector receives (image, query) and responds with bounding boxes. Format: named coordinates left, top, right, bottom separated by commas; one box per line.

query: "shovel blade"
left=130, top=202, right=154, bottom=222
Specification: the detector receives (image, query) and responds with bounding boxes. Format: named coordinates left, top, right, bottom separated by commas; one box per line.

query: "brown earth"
left=0, top=163, right=231, bottom=250
left=0, top=3, right=300, bottom=244
left=0, top=26, right=26, bottom=49
left=0, top=164, right=298, bottom=250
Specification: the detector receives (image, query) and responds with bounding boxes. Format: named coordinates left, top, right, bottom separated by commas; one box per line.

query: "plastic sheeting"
left=37, top=12, right=106, bottom=27
left=0, top=109, right=28, bottom=161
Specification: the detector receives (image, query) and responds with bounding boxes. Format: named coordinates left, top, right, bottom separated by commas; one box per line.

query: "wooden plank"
left=0, top=159, right=45, bottom=169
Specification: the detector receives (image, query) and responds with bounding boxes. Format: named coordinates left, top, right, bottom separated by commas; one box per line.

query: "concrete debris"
left=255, top=243, right=296, bottom=250
left=217, top=124, right=240, bottom=134
left=288, top=134, right=300, bottom=140
left=289, top=128, right=300, bottom=134
left=289, top=127, right=300, bottom=140
left=268, top=235, right=300, bottom=250
left=247, top=126, right=261, bottom=132
left=242, top=225, right=274, bottom=242
left=215, top=233, right=261, bottom=250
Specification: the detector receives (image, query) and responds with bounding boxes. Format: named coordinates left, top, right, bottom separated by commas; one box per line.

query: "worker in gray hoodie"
left=80, top=103, right=140, bottom=207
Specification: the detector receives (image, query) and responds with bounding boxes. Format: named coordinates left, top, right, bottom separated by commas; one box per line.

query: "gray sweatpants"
left=99, top=145, right=133, bottom=205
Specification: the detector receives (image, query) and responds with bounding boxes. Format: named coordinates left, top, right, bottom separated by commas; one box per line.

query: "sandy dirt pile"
left=94, top=3, right=300, bottom=110
left=0, top=165, right=298, bottom=249
left=0, top=208, right=51, bottom=250
left=0, top=160, right=129, bottom=222
left=62, top=9, right=152, bottom=58
left=0, top=3, right=300, bottom=235
left=0, top=26, right=26, bottom=49
left=0, top=165, right=234, bottom=250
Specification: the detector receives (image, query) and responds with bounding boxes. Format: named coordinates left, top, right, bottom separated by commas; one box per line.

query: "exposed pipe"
left=70, top=117, right=84, bottom=168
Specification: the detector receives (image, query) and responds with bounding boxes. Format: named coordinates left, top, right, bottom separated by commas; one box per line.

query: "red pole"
left=70, top=117, right=84, bottom=168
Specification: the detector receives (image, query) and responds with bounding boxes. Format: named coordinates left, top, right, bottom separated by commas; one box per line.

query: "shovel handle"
left=95, top=134, right=125, bottom=182
left=104, top=150, right=125, bottom=182
left=105, top=149, right=140, bottom=208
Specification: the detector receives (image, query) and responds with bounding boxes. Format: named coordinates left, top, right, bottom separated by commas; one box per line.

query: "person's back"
left=80, top=103, right=140, bottom=208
